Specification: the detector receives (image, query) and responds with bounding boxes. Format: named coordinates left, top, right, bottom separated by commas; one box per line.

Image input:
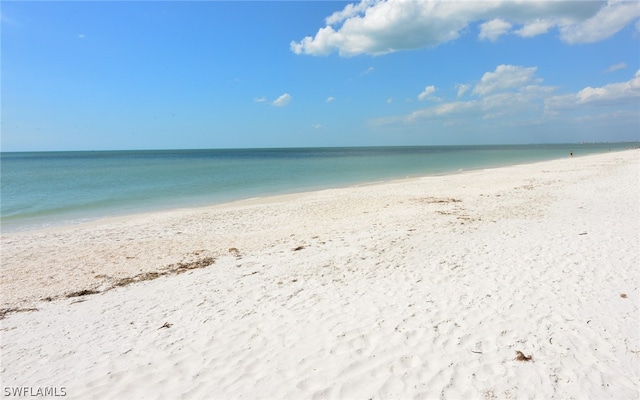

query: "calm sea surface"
left=1, top=143, right=636, bottom=232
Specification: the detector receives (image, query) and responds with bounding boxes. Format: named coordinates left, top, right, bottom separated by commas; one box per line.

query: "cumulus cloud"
left=418, top=85, right=437, bottom=101
left=455, top=83, right=471, bottom=98
left=404, top=101, right=479, bottom=122
left=254, top=96, right=267, bottom=103
left=375, top=65, right=639, bottom=131
left=606, top=62, right=627, bottom=73
left=378, top=64, right=556, bottom=124
left=559, top=1, right=640, bottom=44
left=473, top=65, right=541, bottom=96
left=325, top=0, right=376, bottom=25
left=326, top=96, right=336, bottom=103
left=514, top=18, right=556, bottom=37
left=546, top=70, right=640, bottom=110
left=291, top=0, right=640, bottom=56
left=479, top=18, right=512, bottom=41
left=272, top=93, right=292, bottom=107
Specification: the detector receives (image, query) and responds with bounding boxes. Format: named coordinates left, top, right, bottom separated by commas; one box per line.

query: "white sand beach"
left=1, top=150, right=639, bottom=399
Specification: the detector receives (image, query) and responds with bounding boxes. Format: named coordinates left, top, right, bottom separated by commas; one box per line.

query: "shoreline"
left=2, top=145, right=636, bottom=235
left=1, top=149, right=638, bottom=399
left=2, top=149, right=638, bottom=307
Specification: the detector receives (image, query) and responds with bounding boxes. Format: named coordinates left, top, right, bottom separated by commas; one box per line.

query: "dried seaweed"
left=66, top=289, right=100, bottom=298
left=515, top=350, right=533, bottom=362
left=3, top=257, right=216, bottom=320
left=0, top=307, right=38, bottom=320
left=413, top=197, right=462, bottom=204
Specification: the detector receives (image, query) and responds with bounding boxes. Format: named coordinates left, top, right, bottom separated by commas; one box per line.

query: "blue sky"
left=2, top=1, right=639, bottom=151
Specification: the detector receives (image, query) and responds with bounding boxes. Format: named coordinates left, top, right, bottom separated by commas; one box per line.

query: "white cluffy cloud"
left=455, top=83, right=471, bottom=98
left=272, top=93, right=292, bottom=107
left=418, top=85, right=437, bottom=101
left=473, top=65, right=541, bottom=96
left=380, top=65, right=550, bottom=123
left=479, top=18, right=512, bottom=41
left=376, top=65, right=640, bottom=128
left=514, top=18, right=556, bottom=37
left=546, top=69, right=640, bottom=110
left=606, top=62, right=627, bottom=73
left=291, top=0, right=640, bottom=56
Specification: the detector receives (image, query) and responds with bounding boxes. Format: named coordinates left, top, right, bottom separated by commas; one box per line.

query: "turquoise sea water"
left=1, top=143, right=636, bottom=232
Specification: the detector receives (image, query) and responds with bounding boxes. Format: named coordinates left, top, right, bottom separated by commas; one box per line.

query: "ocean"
left=1, top=143, right=636, bottom=232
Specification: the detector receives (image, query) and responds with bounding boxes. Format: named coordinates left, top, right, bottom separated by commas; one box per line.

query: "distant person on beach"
left=570, top=152, right=573, bottom=157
